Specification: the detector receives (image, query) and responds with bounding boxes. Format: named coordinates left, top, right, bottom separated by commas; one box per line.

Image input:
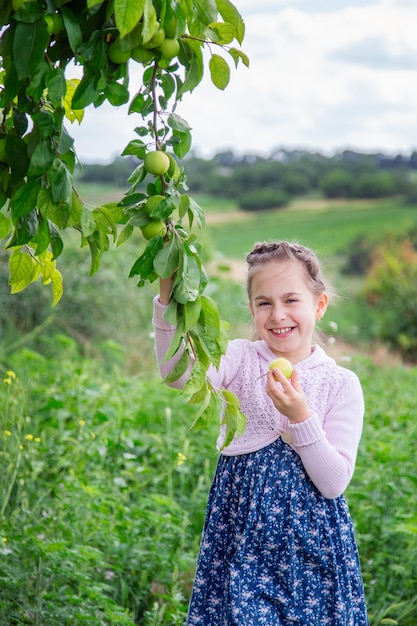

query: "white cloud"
left=69, top=0, right=417, bottom=163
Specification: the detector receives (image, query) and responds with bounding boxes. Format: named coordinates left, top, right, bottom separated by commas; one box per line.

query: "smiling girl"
left=153, top=240, right=369, bottom=625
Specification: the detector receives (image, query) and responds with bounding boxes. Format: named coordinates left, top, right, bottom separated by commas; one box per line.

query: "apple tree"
left=0, top=0, right=248, bottom=445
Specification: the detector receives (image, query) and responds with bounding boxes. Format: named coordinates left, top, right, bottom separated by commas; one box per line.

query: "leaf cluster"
left=0, top=0, right=249, bottom=445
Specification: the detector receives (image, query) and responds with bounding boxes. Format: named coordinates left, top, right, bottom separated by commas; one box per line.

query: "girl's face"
left=248, top=260, right=329, bottom=363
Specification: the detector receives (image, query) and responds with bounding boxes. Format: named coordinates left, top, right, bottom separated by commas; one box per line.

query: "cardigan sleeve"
left=152, top=295, right=192, bottom=389
left=287, top=373, right=364, bottom=499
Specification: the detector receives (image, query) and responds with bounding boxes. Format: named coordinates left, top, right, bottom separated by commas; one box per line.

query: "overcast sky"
left=69, top=0, right=417, bottom=163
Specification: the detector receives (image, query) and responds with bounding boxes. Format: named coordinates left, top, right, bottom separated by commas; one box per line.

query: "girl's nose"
left=270, top=305, right=286, bottom=321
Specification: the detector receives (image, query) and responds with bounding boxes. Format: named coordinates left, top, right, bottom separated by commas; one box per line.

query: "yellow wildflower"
left=4, top=430, right=12, bottom=437
left=34, top=437, right=41, bottom=443
left=3, top=370, right=16, bottom=384
left=176, top=452, right=187, bottom=466
left=25, top=434, right=34, bottom=441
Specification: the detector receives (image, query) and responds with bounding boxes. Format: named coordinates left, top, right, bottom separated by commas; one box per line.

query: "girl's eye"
left=258, top=301, right=270, bottom=307
left=286, top=298, right=297, bottom=304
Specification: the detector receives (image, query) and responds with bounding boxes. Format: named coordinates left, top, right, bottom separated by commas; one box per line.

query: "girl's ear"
left=316, top=292, right=329, bottom=320
left=248, top=300, right=254, bottom=318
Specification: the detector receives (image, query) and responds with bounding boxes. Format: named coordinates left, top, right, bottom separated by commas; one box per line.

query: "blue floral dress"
left=186, top=437, right=369, bottom=625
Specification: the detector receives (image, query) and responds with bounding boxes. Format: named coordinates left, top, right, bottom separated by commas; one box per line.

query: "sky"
left=69, top=0, right=417, bottom=163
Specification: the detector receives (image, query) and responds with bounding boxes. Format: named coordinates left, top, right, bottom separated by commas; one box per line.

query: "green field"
left=204, top=197, right=416, bottom=258
left=1, top=189, right=417, bottom=624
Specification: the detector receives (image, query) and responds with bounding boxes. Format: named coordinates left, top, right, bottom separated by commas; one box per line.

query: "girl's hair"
left=246, top=241, right=328, bottom=299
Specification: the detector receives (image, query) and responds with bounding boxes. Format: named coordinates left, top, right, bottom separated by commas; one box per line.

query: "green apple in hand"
left=269, top=357, right=293, bottom=379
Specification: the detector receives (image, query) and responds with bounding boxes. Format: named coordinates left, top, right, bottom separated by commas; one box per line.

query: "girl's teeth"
left=272, top=327, right=291, bottom=335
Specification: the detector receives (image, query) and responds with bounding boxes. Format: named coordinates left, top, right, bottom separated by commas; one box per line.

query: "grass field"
left=203, top=196, right=416, bottom=258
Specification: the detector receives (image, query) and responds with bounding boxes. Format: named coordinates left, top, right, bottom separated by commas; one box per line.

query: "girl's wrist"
left=159, top=277, right=174, bottom=305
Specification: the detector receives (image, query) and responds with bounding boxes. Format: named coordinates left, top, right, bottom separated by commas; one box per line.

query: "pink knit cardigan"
left=153, top=297, right=365, bottom=499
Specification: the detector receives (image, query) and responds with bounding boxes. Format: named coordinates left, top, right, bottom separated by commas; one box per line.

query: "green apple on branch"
left=0, top=0, right=250, bottom=448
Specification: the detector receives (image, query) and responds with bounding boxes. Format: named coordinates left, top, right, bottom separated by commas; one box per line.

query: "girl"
left=153, top=241, right=369, bottom=625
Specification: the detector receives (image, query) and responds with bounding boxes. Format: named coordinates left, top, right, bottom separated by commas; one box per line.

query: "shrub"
left=361, top=239, right=417, bottom=362
left=351, top=171, right=398, bottom=198
left=319, top=168, right=353, bottom=198
left=238, top=188, right=288, bottom=211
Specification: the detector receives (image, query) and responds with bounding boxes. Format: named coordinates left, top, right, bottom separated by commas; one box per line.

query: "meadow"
left=1, top=190, right=416, bottom=624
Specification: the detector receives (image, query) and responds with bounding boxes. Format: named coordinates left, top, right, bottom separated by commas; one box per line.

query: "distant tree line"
left=76, top=148, right=417, bottom=210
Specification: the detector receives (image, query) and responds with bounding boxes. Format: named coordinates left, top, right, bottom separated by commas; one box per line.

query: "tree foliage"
left=362, top=238, right=417, bottom=363
left=0, top=0, right=249, bottom=443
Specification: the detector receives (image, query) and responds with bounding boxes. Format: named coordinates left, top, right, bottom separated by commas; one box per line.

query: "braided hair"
left=246, top=241, right=328, bottom=300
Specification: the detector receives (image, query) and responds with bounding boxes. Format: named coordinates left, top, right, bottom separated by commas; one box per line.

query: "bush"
left=341, top=235, right=374, bottom=276
left=351, top=171, right=398, bottom=198
left=238, top=188, right=289, bottom=211
left=319, top=168, right=353, bottom=198
left=361, top=239, right=417, bottom=362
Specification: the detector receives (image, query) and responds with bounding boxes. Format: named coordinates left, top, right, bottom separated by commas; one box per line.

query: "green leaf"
left=49, top=267, right=63, bottom=306
left=87, top=236, right=101, bottom=276
left=7, top=135, right=30, bottom=184
left=177, top=39, right=204, bottom=97
left=220, top=389, right=246, bottom=450
left=7, top=210, right=39, bottom=247
left=195, top=0, right=218, bottom=26
left=13, top=21, right=49, bottom=81
left=206, top=21, right=235, bottom=44
left=174, top=270, right=199, bottom=304
left=168, top=112, right=192, bottom=133
left=45, top=67, right=67, bottom=106
left=163, top=318, right=186, bottom=361
left=105, top=81, right=130, bottom=106
left=187, top=378, right=210, bottom=405
left=200, top=295, right=221, bottom=332
left=93, top=205, right=118, bottom=241
left=8, top=248, right=40, bottom=294
left=121, top=139, right=146, bottom=159
left=183, top=297, right=202, bottom=332
left=163, top=349, right=190, bottom=383
left=172, top=129, right=192, bottom=159
left=0, top=213, right=11, bottom=239
left=141, top=0, right=158, bottom=43
left=187, top=196, right=205, bottom=229
left=33, top=250, right=64, bottom=305
left=209, top=54, right=230, bottom=90
left=190, top=388, right=221, bottom=431
left=114, top=0, right=146, bottom=39
left=153, top=236, right=180, bottom=278
left=48, top=161, right=72, bottom=206
left=228, top=47, right=250, bottom=68
left=61, top=6, right=83, bottom=53
left=81, top=207, right=97, bottom=238
left=37, top=187, right=69, bottom=229
left=163, top=298, right=180, bottom=325
left=11, top=181, right=40, bottom=220
left=35, top=213, right=50, bottom=256
left=190, top=328, right=222, bottom=370
left=129, top=236, right=164, bottom=279
left=28, top=140, right=55, bottom=177
left=215, top=0, right=245, bottom=44
left=182, top=359, right=208, bottom=399
left=71, top=74, right=99, bottom=110
left=117, top=224, right=134, bottom=246
left=48, top=221, right=64, bottom=260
